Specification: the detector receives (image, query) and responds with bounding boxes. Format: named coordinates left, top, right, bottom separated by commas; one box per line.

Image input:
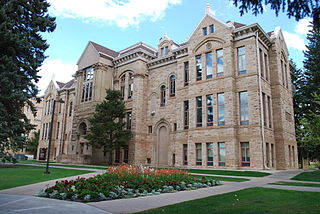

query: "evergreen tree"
left=232, top=0, right=320, bottom=28
left=85, top=89, right=133, bottom=164
left=0, top=0, right=55, bottom=154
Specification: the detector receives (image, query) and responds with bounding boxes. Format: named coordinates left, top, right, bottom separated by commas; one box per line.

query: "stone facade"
left=37, top=8, right=297, bottom=169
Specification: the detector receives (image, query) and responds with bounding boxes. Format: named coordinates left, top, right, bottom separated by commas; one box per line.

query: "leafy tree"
left=232, top=0, right=320, bottom=28
left=26, top=130, right=40, bottom=157
left=85, top=89, right=133, bottom=164
left=0, top=0, right=56, bottom=154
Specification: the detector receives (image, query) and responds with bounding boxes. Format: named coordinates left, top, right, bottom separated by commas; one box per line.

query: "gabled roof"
left=226, top=21, right=246, bottom=29
left=90, top=41, right=119, bottom=58
left=63, top=79, right=75, bottom=89
left=56, top=81, right=66, bottom=88
left=119, top=42, right=157, bottom=56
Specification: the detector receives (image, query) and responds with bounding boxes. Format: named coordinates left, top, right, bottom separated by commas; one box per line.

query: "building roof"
left=226, top=21, right=246, bottom=28
left=119, top=42, right=157, bottom=56
left=90, top=41, right=119, bottom=58
left=56, top=81, right=66, bottom=88
left=63, top=79, right=75, bottom=89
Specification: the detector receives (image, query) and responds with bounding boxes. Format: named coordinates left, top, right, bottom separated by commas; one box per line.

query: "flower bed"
left=39, top=165, right=219, bottom=202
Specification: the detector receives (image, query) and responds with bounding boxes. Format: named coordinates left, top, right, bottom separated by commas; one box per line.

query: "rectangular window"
left=184, top=61, right=189, bottom=86
left=281, top=60, right=285, bottom=86
left=206, top=95, right=213, bottom=126
left=174, top=123, right=177, bottom=131
left=207, top=143, right=213, bottom=166
left=56, top=122, right=60, bottom=139
left=196, top=96, right=202, bottom=127
left=196, top=55, right=202, bottom=81
left=218, top=142, right=226, bottom=166
left=217, top=93, right=225, bottom=125
left=148, top=126, right=152, bottom=133
left=44, top=123, right=48, bottom=140
left=183, top=144, right=188, bottom=165
left=196, top=143, right=202, bottom=165
left=42, top=124, right=45, bottom=140
left=126, top=111, right=132, bottom=130
left=240, top=91, right=249, bottom=125
left=205, top=52, right=213, bottom=79
left=161, top=48, right=164, bottom=56
left=128, top=73, right=133, bottom=99
left=216, top=49, right=224, bottom=76
left=264, top=53, right=269, bottom=80
left=241, top=142, right=250, bottom=166
left=259, top=49, right=264, bottom=78
left=266, top=142, right=270, bottom=167
left=203, top=27, right=207, bottom=36
left=284, top=63, right=288, bottom=88
left=183, top=100, right=189, bottom=130
left=271, top=143, right=275, bottom=167
left=288, top=145, right=292, bottom=167
left=267, top=96, right=272, bottom=128
left=165, top=46, right=169, bottom=55
left=209, top=24, right=214, bottom=33
left=262, top=92, right=267, bottom=126
left=238, top=47, right=246, bottom=74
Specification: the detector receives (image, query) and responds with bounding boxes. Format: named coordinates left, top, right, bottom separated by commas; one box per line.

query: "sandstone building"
left=37, top=6, right=297, bottom=169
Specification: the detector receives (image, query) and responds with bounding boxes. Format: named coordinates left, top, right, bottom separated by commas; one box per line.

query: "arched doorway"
left=157, top=125, right=169, bottom=165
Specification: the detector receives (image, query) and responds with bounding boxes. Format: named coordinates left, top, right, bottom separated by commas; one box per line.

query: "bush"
left=40, top=165, right=219, bottom=202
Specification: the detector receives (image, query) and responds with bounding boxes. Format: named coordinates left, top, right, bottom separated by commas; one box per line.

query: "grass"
left=0, top=165, right=92, bottom=190
left=191, top=175, right=249, bottom=182
left=291, top=170, right=320, bottom=182
left=270, top=181, right=320, bottom=188
left=140, top=187, right=320, bottom=214
left=185, top=169, right=270, bottom=177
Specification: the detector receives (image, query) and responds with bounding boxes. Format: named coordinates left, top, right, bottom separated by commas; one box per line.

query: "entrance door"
left=157, top=125, right=168, bottom=165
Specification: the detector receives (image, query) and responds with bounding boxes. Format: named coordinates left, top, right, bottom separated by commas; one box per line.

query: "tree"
left=26, top=130, right=40, bottom=158
left=0, top=0, right=56, bottom=154
left=232, top=0, right=320, bottom=28
left=85, top=89, right=133, bottom=164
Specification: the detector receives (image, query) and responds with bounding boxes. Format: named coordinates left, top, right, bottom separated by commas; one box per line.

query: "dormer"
left=158, top=33, right=179, bottom=57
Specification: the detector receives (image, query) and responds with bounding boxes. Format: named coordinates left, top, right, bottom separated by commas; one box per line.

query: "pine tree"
left=232, top=0, right=320, bottom=28
left=0, top=1, right=55, bottom=155
left=85, top=89, right=133, bottom=164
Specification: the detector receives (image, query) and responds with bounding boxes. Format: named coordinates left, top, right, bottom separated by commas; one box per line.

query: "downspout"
left=255, top=31, right=267, bottom=170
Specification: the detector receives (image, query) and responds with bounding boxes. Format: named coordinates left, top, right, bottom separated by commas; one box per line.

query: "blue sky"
left=38, top=0, right=310, bottom=94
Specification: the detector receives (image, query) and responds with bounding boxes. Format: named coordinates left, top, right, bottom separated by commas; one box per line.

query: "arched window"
left=160, top=85, right=166, bottom=107
left=79, top=122, right=87, bottom=136
left=128, top=72, right=133, bottom=99
left=169, top=75, right=176, bottom=97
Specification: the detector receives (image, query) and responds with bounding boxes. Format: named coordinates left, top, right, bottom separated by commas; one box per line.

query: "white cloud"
left=48, top=0, right=182, bottom=28
left=37, top=59, right=77, bottom=95
left=283, top=31, right=307, bottom=51
left=295, top=18, right=312, bottom=35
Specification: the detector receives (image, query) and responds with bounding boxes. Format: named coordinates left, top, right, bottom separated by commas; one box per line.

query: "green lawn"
left=291, top=170, right=320, bottom=182
left=270, top=181, right=320, bottom=188
left=0, top=165, right=91, bottom=190
left=186, top=169, right=270, bottom=177
left=191, top=175, right=249, bottom=182
left=140, top=187, right=320, bottom=214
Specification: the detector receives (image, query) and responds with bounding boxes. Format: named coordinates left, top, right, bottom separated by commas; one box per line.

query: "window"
left=267, top=96, right=272, bottom=128
left=165, top=46, right=169, bottom=55
left=284, top=63, right=288, bottom=88
left=259, top=49, right=264, bottom=78
left=115, top=147, right=120, bottom=163
left=184, top=62, right=189, bottom=86
left=281, top=60, right=285, bottom=86
left=262, top=93, right=267, bottom=126
left=160, top=85, right=166, bottom=107
left=218, top=142, right=225, bottom=166
left=126, top=111, right=132, bottom=130
left=241, top=142, right=250, bottom=166
left=183, top=100, right=189, bottom=129
left=196, top=143, right=202, bottom=165
left=266, top=142, right=270, bottom=167
left=45, top=123, right=48, bottom=140
left=69, top=102, right=73, bottom=117
left=124, top=146, right=129, bottom=163
left=169, top=75, right=176, bottom=97
left=271, top=143, right=274, bottom=167
left=203, top=27, right=207, bottom=36
left=120, top=75, right=125, bottom=99
left=148, top=126, right=152, bottom=133
left=216, top=49, right=224, bottom=76
left=205, top=52, right=213, bottom=79
left=207, top=143, right=213, bottom=166
left=264, top=53, right=269, bottom=80
left=238, top=47, right=246, bottom=74
left=217, top=93, right=225, bottom=125
left=81, top=67, right=94, bottom=102
left=161, top=48, right=164, bottom=56
left=196, top=96, right=202, bottom=127
left=206, top=95, right=213, bottom=126
left=79, top=123, right=87, bottom=136
left=209, top=24, right=214, bottom=33
left=174, top=123, right=177, bottom=131
left=56, top=122, right=60, bottom=139
left=42, top=124, right=45, bottom=140
left=196, top=55, right=202, bottom=81
left=183, top=144, right=188, bottom=165
left=240, top=91, right=249, bottom=125
left=128, top=73, right=133, bottom=99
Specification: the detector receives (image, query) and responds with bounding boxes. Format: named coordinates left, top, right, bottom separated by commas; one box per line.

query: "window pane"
left=206, top=52, right=213, bottom=79
left=196, top=55, right=202, bottom=81
left=218, top=93, right=224, bottom=105
left=217, top=49, right=224, bottom=75
left=203, top=27, right=207, bottom=36
left=240, top=91, right=248, bottom=103
left=209, top=25, right=214, bottom=33
left=218, top=105, right=225, bottom=121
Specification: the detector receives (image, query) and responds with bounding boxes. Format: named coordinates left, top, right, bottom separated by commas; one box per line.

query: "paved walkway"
left=1, top=165, right=319, bottom=214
